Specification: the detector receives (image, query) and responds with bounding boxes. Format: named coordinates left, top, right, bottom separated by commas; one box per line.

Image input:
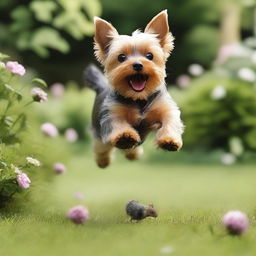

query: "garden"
left=0, top=0, right=256, bottom=255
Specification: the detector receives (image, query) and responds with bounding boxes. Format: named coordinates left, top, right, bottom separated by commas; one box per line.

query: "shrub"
left=179, top=75, right=256, bottom=153
left=0, top=52, right=53, bottom=205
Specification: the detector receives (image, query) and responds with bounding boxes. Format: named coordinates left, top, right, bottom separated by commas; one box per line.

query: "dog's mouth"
left=128, top=74, right=148, bottom=92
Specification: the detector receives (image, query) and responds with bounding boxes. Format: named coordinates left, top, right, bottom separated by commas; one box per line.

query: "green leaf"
left=0, top=116, right=13, bottom=137
left=54, top=0, right=99, bottom=38
left=80, top=0, right=102, bottom=19
left=31, top=78, right=48, bottom=88
left=30, top=1, right=58, bottom=23
left=0, top=84, right=22, bottom=102
left=30, top=27, right=70, bottom=57
left=10, top=6, right=33, bottom=32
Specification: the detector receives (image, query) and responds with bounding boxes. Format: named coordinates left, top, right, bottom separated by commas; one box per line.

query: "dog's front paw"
left=111, top=130, right=140, bottom=149
left=157, top=137, right=182, bottom=151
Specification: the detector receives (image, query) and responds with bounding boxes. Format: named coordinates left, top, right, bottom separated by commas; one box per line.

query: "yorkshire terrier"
left=84, top=10, right=184, bottom=168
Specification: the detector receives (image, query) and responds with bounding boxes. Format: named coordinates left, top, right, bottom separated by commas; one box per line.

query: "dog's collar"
left=114, top=90, right=161, bottom=113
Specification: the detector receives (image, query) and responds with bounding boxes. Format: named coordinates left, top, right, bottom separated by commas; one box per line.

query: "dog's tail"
left=83, top=64, right=109, bottom=94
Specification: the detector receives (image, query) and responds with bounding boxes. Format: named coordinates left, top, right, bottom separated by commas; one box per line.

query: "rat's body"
left=126, top=200, right=157, bottom=221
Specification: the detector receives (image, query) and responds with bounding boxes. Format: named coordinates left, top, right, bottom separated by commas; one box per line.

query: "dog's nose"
left=132, top=62, right=143, bottom=72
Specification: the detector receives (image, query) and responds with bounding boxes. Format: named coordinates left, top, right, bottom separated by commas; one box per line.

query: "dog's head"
left=94, top=10, right=174, bottom=100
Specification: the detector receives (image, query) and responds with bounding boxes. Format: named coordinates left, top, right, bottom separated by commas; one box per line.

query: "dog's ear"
left=94, top=17, right=118, bottom=63
left=145, top=10, right=174, bottom=58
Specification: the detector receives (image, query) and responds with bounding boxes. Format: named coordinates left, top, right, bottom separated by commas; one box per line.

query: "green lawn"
left=0, top=149, right=256, bottom=256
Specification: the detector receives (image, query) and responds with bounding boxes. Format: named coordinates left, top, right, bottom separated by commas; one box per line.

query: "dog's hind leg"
left=94, top=139, right=114, bottom=168
left=124, top=146, right=144, bottom=161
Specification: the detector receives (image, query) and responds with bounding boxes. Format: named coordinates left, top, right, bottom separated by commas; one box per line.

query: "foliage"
left=180, top=76, right=256, bottom=152
left=0, top=52, right=50, bottom=204
left=176, top=36, right=256, bottom=155
left=0, top=0, right=101, bottom=57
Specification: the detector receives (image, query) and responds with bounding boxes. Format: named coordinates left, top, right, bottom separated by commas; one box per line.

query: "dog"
left=84, top=10, right=184, bottom=168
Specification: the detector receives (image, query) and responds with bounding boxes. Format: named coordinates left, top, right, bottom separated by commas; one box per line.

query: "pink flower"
left=31, top=87, right=48, bottom=103
left=223, top=210, right=249, bottom=235
left=17, top=173, right=31, bottom=189
left=50, top=83, right=65, bottom=98
left=176, top=74, right=191, bottom=88
left=6, top=61, right=26, bottom=76
left=41, top=123, right=58, bottom=137
left=216, top=43, right=250, bottom=63
left=65, top=128, right=78, bottom=142
left=53, top=162, right=66, bottom=174
left=67, top=205, right=89, bottom=224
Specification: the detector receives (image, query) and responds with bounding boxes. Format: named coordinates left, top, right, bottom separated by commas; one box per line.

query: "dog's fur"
left=85, top=10, right=184, bottom=168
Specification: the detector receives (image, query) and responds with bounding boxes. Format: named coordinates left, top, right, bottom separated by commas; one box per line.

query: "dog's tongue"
left=130, top=78, right=146, bottom=91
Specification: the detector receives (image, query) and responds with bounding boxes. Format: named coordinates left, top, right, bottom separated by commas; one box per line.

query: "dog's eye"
left=146, top=52, right=153, bottom=60
left=118, top=54, right=126, bottom=62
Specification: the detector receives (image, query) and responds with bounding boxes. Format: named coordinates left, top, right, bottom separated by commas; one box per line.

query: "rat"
left=126, top=200, right=158, bottom=221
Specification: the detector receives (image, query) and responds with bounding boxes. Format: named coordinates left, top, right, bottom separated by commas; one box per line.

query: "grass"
left=0, top=146, right=256, bottom=256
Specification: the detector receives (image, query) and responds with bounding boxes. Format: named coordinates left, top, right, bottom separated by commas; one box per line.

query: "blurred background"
left=1, top=0, right=256, bottom=162
left=1, top=1, right=256, bottom=255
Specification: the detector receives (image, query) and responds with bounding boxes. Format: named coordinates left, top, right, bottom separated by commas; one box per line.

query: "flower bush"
left=0, top=52, right=51, bottom=204
left=174, top=37, right=256, bottom=156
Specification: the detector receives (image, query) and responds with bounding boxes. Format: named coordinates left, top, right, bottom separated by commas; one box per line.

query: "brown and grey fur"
left=126, top=200, right=158, bottom=221
left=85, top=10, right=184, bottom=168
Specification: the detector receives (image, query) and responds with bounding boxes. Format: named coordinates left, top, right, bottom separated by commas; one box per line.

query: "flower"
left=6, top=61, right=26, bottom=76
left=53, top=163, right=66, bottom=174
left=31, top=87, right=48, bottom=103
left=67, top=205, right=89, bottom=224
left=188, top=64, right=204, bottom=76
left=216, top=43, right=250, bottom=63
left=211, top=85, right=226, bottom=100
left=74, top=192, right=85, bottom=200
left=0, top=62, right=5, bottom=68
left=17, top=173, right=31, bottom=189
left=65, top=128, right=78, bottom=142
left=14, top=167, right=22, bottom=174
left=160, top=246, right=174, bottom=254
left=238, top=68, right=256, bottom=82
left=41, top=123, right=58, bottom=137
left=229, top=137, right=244, bottom=156
left=26, top=157, right=41, bottom=167
left=50, top=83, right=65, bottom=98
left=223, top=210, right=249, bottom=235
left=221, top=153, right=236, bottom=165
left=176, top=74, right=191, bottom=88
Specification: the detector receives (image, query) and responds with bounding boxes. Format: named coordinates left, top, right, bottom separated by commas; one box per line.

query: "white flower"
left=160, top=246, right=174, bottom=254
left=221, top=153, right=236, bottom=165
left=188, top=64, right=204, bottom=76
left=229, top=137, right=244, bottom=156
left=26, top=157, right=41, bottom=167
left=211, top=85, right=226, bottom=100
left=0, top=62, right=5, bottom=68
left=14, top=167, right=22, bottom=174
left=238, top=68, right=256, bottom=82
left=251, top=52, right=256, bottom=64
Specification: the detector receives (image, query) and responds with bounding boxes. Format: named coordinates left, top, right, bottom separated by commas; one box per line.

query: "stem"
left=2, top=100, right=12, bottom=116
left=8, top=113, right=24, bottom=133
left=23, top=100, right=34, bottom=107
